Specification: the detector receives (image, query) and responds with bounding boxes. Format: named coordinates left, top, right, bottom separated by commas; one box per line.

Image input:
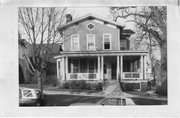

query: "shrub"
left=45, top=75, right=58, bottom=87
left=89, top=83, right=97, bottom=90
left=86, top=83, right=91, bottom=89
left=78, top=80, right=86, bottom=89
left=63, top=82, right=70, bottom=89
left=69, top=80, right=77, bottom=89
left=96, top=82, right=103, bottom=90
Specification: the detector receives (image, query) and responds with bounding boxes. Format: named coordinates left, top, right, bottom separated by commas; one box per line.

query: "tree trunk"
left=37, top=71, right=43, bottom=93
left=156, top=41, right=167, bottom=95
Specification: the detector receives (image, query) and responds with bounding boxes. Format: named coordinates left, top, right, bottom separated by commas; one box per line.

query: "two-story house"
left=55, top=14, right=149, bottom=91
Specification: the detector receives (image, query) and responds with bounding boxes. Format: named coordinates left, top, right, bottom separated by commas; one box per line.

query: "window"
left=120, top=40, right=127, bottom=50
left=100, top=98, right=118, bottom=106
left=103, top=34, right=111, bottom=50
left=104, top=64, right=107, bottom=74
left=87, top=23, right=95, bottom=30
left=88, top=59, right=95, bottom=73
left=80, top=59, right=87, bottom=73
left=71, top=35, right=79, bottom=51
left=87, top=34, right=95, bottom=50
left=23, top=90, right=33, bottom=97
left=73, top=59, right=79, bottom=73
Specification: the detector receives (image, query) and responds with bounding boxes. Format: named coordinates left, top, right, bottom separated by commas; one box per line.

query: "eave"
left=54, top=50, right=148, bottom=59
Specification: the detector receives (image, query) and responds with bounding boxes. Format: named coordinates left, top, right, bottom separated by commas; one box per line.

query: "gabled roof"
left=58, top=13, right=124, bottom=31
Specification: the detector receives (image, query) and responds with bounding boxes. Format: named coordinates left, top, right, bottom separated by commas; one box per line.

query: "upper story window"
left=87, top=23, right=95, bottom=30
left=71, top=34, right=79, bottom=51
left=103, top=34, right=111, bottom=50
left=87, top=34, right=95, bottom=50
left=120, top=40, right=127, bottom=50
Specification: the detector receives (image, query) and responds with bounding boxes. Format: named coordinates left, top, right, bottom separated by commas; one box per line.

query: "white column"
left=140, top=55, right=143, bottom=79
left=101, top=56, right=104, bottom=80
left=65, top=57, right=68, bottom=81
left=56, top=59, right=60, bottom=79
left=62, top=57, right=65, bottom=81
left=120, top=55, right=123, bottom=79
left=143, top=55, right=147, bottom=80
left=98, top=56, right=101, bottom=80
left=117, top=56, right=120, bottom=80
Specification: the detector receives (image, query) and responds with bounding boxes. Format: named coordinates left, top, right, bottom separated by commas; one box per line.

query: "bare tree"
left=18, top=7, right=67, bottom=92
left=110, top=6, right=167, bottom=94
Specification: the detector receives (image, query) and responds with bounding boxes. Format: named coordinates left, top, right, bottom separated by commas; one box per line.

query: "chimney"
left=66, top=14, right=72, bottom=23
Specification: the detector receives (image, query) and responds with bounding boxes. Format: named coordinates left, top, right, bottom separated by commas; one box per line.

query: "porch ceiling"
left=54, top=50, right=148, bottom=58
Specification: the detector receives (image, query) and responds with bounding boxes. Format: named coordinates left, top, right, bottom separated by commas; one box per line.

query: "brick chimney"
left=66, top=14, right=72, bottom=23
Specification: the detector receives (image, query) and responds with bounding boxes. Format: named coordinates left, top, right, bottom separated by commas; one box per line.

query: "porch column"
left=117, top=56, right=120, bottom=80
left=65, top=57, right=68, bottom=81
left=98, top=56, right=101, bottom=80
left=143, top=55, right=147, bottom=80
left=140, top=55, right=143, bottom=79
left=56, top=59, right=60, bottom=79
left=62, top=57, right=65, bottom=81
left=101, top=56, right=104, bottom=80
left=120, top=55, right=123, bottom=79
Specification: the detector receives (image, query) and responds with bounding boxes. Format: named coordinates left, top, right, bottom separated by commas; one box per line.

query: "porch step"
left=103, top=81, right=123, bottom=95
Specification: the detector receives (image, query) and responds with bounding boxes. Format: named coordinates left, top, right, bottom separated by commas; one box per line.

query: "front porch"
left=56, top=51, right=148, bottom=83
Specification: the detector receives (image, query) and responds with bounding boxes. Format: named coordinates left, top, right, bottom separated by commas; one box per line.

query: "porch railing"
left=122, top=72, right=142, bottom=79
left=67, top=73, right=98, bottom=80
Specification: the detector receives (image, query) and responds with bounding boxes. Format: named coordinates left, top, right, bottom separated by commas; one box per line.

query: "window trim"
left=71, top=34, right=79, bottom=51
left=103, top=34, right=111, bottom=50
left=87, top=34, right=96, bottom=51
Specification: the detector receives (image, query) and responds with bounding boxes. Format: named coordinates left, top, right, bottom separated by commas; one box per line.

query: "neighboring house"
left=55, top=14, right=149, bottom=91
left=19, top=40, right=62, bottom=84
left=19, top=39, right=30, bottom=83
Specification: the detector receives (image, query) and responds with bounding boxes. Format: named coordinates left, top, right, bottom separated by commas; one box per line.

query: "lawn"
left=131, top=97, right=167, bottom=105
left=45, top=94, right=104, bottom=106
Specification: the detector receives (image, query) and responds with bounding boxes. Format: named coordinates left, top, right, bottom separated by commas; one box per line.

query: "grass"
left=131, top=97, right=167, bottom=105
left=45, top=94, right=104, bottom=106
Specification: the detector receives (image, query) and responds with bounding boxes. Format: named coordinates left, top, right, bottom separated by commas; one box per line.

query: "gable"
left=63, top=19, right=120, bottom=51
left=58, top=14, right=123, bottom=32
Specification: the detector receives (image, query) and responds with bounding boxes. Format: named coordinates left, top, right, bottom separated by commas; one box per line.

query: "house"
left=19, top=39, right=30, bottom=83
left=19, top=39, right=62, bottom=84
left=55, top=14, right=149, bottom=91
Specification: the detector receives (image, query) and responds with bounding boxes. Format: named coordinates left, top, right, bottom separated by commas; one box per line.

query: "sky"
left=20, top=7, right=135, bottom=40
left=67, top=7, right=134, bottom=29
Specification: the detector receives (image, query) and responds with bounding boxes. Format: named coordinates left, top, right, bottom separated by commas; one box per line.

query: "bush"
left=62, top=80, right=104, bottom=90
left=78, top=80, right=86, bottom=89
left=45, top=75, right=58, bottom=87
left=62, top=82, right=70, bottom=89
left=96, top=82, right=103, bottom=90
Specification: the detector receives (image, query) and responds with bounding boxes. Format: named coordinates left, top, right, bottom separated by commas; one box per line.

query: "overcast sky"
left=67, top=7, right=134, bottom=29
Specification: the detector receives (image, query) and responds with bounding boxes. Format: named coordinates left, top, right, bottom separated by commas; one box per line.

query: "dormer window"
left=87, top=23, right=95, bottom=30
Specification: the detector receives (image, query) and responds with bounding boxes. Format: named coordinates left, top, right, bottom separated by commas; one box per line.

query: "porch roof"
left=54, top=50, right=148, bottom=59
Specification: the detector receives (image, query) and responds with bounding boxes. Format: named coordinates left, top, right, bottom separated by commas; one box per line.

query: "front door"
left=111, top=62, right=117, bottom=80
